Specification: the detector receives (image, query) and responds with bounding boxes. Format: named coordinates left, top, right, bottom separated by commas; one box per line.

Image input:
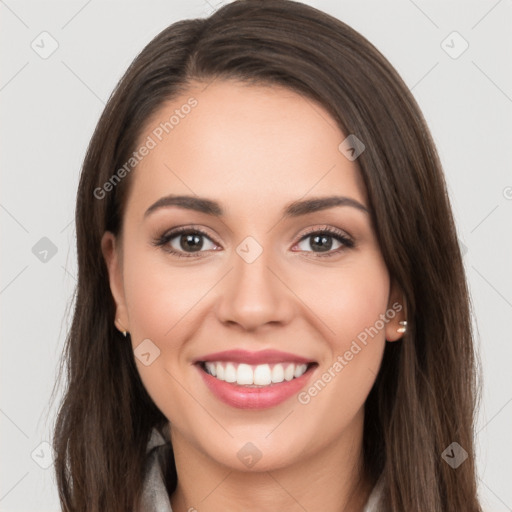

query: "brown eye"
left=294, top=227, right=354, bottom=257
left=153, top=227, right=218, bottom=258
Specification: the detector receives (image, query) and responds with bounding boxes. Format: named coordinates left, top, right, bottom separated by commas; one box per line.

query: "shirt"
left=139, top=426, right=384, bottom=511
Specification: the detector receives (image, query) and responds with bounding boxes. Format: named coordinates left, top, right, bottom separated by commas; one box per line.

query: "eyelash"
left=152, top=225, right=355, bottom=259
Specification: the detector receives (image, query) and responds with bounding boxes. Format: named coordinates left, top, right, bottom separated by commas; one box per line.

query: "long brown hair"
left=51, top=1, right=482, bottom=510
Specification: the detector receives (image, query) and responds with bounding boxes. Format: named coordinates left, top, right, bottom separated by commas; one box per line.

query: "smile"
left=201, top=361, right=311, bottom=386
left=194, top=349, right=318, bottom=409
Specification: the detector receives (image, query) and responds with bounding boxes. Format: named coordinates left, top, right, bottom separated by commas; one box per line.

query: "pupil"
left=311, top=234, right=332, bottom=252
left=182, top=234, right=203, bottom=251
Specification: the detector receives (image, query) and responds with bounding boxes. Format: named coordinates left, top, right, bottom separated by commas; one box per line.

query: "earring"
left=397, top=296, right=408, bottom=334
left=397, top=320, right=407, bottom=333
left=116, top=319, right=128, bottom=338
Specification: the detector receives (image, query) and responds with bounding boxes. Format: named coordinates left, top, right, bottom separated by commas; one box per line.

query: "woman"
left=52, top=1, right=482, bottom=510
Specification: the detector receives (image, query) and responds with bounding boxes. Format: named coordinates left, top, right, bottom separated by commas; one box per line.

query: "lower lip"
left=196, top=364, right=317, bottom=409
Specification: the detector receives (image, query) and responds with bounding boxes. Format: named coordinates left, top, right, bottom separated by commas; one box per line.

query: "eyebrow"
left=144, top=194, right=369, bottom=219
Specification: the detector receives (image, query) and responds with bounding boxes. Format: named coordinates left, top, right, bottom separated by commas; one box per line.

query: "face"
left=102, top=79, right=405, bottom=473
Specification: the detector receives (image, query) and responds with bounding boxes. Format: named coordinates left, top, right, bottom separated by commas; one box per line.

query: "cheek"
left=123, top=246, right=209, bottom=340
left=121, top=250, right=201, bottom=424
left=293, top=254, right=389, bottom=410
left=121, top=245, right=219, bottom=416
left=291, top=252, right=390, bottom=349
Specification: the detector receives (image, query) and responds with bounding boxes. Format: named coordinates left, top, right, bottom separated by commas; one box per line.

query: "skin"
left=102, top=79, right=406, bottom=512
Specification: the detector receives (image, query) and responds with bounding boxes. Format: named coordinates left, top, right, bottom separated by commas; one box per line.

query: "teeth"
left=284, top=364, right=295, bottom=381
left=254, top=364, right=272, bottom=386
left=203, top=361, right=310, bottom=386
left=224, top=363, right=237, bottom=383
left=294, top=364, right=307, bottom=378
left=205, top=362, right=216, bottom=377
left=271, top=364, right=284, bottom=383
left=237, top=363, right=253, bottom=385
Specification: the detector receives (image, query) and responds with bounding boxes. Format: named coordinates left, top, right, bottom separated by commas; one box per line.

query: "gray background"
left=1, top=1, right=511, bottom=510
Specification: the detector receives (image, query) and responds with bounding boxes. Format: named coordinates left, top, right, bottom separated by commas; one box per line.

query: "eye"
left=293, top=226, right=354, bottom=258
left=152, top=226, right=218, bottom=258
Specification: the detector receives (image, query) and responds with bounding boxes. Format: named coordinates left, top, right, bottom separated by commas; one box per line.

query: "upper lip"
left=194, top=349, right=315, bottom=365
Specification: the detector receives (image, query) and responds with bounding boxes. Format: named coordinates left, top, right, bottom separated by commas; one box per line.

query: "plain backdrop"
left=1, top=1, right=511, bottom=510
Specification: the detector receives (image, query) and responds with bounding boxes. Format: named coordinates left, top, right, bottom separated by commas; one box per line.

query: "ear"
left=101, top=231, right=129, bottom=334
left=385, top=278, right=407, bottom=342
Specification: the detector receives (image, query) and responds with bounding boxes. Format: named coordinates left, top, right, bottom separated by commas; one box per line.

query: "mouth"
left=193, top=349, right=318, bottom=409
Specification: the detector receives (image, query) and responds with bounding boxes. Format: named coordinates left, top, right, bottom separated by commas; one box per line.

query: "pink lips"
left=194, top=349, right=317, bottom=409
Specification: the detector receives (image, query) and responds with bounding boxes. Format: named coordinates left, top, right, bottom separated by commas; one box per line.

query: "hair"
left=51, top=1, right=482, bottom=510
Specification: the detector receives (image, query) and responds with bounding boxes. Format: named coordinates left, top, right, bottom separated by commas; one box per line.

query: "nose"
left=215, top=246, right=295, bottom=332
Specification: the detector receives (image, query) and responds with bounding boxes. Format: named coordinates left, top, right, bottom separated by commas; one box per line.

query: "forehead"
left=125, top=79, right=368, bottom=220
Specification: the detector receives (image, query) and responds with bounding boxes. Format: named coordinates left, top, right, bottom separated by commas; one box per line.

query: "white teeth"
left=224, top=363, right=237, bottom=383
left=271, top=364, right=284, bottom=383
left=284, top=364, right=295, bottom=381
left=205, top=362, right=216, bottom=377
left=294, top=364, right=307, bottom=378
left=254, top=364, right=272, bottom=386
left=215, top=362, right=225, bottom=380
left=237, top=363, right=254, bottom=385
left=203, top=361, right=310, bottom=386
